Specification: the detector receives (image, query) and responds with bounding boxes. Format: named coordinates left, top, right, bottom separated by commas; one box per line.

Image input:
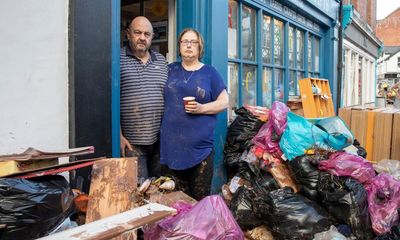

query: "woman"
left=160, top=28, right=229, bottom=200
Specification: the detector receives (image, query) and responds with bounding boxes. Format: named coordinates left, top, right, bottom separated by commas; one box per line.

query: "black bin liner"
left=224, top=107, right=264, bottom=167
left=0, top=175, right=75, bottom=240
left=318, top=175, right=373, bottom=240
left=229, top=187, right=262, bottom=230
left=288, top=154, right=329, bottom=202
left=253, top=187, right=333, bottom=240
left=353, top=139, right=367, bottom=158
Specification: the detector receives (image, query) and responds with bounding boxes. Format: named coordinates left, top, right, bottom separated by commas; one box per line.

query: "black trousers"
left=163, top=151, right=214, bottom=201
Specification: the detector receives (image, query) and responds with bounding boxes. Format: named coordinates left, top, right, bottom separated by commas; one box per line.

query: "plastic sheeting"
left=144, top=195, right=243, bottom=240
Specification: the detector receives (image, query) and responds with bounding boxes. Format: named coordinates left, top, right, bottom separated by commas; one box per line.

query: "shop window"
left=262, top=15, right=272, bottom=64
left=274, top=19, right=284, bottom=66
left=227, top=0, right=323, bottom=121
left=262, top=67, right=272, bottom=107
left=228, top=63, right=239, bottom=122
left=242, top=64, right=257, bottom=106
left=242, top=5, right=256, bottom=61
left=228, top=0, right=238, bottom=59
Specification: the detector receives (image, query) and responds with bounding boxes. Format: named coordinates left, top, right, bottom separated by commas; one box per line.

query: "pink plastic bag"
left=269, top=101, right=289, bottom=135
left=318, top=152, right=376, bottom=184
left=252, top=101, right=288, bottom=156
left=365, top=173, right=400, bottom=235
left=144, top=195, right=244, bottom=240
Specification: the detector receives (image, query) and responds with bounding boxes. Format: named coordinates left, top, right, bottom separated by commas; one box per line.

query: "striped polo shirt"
left=120, top=46, right=168, bottom=145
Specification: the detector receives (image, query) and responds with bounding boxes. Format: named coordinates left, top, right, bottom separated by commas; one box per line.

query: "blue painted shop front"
left=109, top=0, right=340, bottom=193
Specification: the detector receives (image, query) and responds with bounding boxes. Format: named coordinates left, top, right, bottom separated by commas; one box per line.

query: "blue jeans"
left=125, top=141, right=161, bottom=183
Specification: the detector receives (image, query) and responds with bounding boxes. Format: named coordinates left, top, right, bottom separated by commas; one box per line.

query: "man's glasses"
left=131, top=29, right=153, bottom=39
left=181, top=40, right=199, bottom=46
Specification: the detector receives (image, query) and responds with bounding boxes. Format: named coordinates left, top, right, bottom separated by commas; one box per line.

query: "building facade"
left=1, top=0, right=341, bottom=192
left=376, top=8, right=400, bottom=46
left=341, top=3, right=382, bottom=107
left=377, top=46, right=400, bottom=87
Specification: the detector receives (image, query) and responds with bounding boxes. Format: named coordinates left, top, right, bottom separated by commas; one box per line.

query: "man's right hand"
left=120, top=134, right=133, bottom=157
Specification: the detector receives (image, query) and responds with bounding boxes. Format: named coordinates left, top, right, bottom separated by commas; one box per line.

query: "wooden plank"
left=86, top=157, right=138, bottom=240
left=350, top=109, right=369, bottom=147
left=299, top=78, right=317, bottom=118
left=148, top=191, right=197, bottom=207
left=37, top=203, right=176, bottom=240
left=372, top=109, right=399, bottom=162
left=86, top=157, right=138, bottom=223
left=338, top=107, right=352, bottom=128
left=391, top=112, right=400, bottom=160
left=365, top=108, right=386, bottom=162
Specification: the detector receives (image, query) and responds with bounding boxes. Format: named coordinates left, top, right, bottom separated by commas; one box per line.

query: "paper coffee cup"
left=183, top=96, right=195, bottom=106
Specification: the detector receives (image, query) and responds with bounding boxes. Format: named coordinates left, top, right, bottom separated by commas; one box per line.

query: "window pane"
left=242, top=5, right=256, bottom=61
left=297, top=71, right=304, bottom=95
left=274, top=68, right=284, bottom=102
left=262, top=67, right=272, bottom=107
left=274, top=19, right=284, bottom=66
left=296, top=29, right=304, bottom=69
left=289, top=70, right=296, bottom=96
left=314, top=37, right=320, bottom=72
left=262, top=15, right=272, bottom=64
left=228, top=0, right=238, bottom=59
left=289, top=26, right=295, bottom=68
left=308, top=35, right=312, bottom=71
left=228, top=62, right=239, bottom=123
left=242, top=64, right=257, bottom=106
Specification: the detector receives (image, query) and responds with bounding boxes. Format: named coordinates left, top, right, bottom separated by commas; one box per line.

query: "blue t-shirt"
left=160, top=62, right=226, bottom=170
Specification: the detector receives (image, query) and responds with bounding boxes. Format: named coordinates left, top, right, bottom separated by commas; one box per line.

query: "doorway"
left=121, top=0, right=175, bottom=62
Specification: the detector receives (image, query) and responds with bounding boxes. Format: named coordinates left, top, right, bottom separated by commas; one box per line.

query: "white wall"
left=386, top=51, right=400, bottom=72
left=0, top=1, right=69, bottom=154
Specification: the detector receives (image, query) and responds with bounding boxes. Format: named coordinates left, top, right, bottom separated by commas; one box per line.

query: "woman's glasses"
left=181, top=40, right=199, bottom=46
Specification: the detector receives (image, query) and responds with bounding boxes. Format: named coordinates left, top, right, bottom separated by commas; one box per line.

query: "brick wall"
left=345, top=0, right=376, bottom=31
left=376, top=9, right=400, bottom=46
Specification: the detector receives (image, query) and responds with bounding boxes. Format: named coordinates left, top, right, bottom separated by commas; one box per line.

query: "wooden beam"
left=37, top=203, right=176, bottom=240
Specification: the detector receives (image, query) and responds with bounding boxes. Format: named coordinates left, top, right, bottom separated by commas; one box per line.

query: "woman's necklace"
left=181, top=65, right=195, bottom=83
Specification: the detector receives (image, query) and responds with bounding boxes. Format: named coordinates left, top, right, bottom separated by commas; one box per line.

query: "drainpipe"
left=336, top=0, right=343, bottom=114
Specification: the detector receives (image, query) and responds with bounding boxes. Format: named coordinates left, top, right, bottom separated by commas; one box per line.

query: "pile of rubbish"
left=221, top=102, right=400, bottom=240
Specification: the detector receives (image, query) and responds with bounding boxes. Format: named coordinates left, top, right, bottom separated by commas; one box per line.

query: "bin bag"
left=0, top=175, right=74, bottom=240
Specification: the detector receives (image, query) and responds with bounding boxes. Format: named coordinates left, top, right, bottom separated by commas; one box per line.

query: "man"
left=120, top=16, right=168, bottom=182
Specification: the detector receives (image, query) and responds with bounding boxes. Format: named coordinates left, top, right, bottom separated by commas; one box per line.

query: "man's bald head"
left=126, top=16, right=154, bottom=56
left=129, top=16, right=153, bottom=33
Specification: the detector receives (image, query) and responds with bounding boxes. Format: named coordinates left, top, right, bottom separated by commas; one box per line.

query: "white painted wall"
left=0, top=1, right=69, bottom=154
left=386, top=51, right=400, bottom=72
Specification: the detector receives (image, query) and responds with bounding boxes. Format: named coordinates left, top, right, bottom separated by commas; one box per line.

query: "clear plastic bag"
left=373, top=159, right=400, bottom=181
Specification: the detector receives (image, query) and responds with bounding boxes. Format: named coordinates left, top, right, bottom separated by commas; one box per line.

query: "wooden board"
left=86, top=157, right=138, bottom=240
left=148, top=191, right=197, bottom=207
left=372, top=109, right=399, bottom=162
left=38, top=203, right=176, bottom=240
left=350, top=109, right=369, bottom=147
left=338, top=107, right=352, bottom=128
left=391, top=112, right=400, bottom=160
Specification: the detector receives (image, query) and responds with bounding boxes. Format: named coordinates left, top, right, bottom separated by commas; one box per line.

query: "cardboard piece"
left=0, top=146, right=95, bottom=177
left=148, top=191, right=197, bottom=207
left=2, top=157, right=104, bottom=178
